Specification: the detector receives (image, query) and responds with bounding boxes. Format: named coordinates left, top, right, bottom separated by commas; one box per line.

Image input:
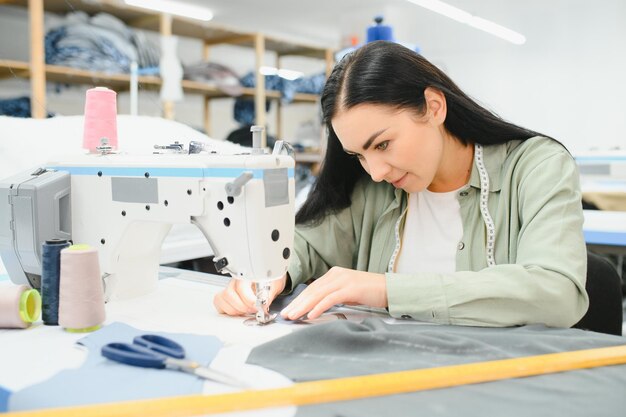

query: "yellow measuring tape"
left=7, top=344, right=626, bottom=417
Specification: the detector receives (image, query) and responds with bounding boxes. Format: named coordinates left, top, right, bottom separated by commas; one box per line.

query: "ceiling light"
left=407, top=0, right=526, bottom=45
left=124, top=0, right=214, bottom=22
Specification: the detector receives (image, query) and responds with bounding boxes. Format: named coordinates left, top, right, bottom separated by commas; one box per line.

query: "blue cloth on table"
left=8, top=322, right=223, bottom=411
left=0, top=385, right=10, bottom=412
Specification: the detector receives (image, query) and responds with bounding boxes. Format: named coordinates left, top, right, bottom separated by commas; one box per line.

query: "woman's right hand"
left=213, top=275, right=287, bottom=316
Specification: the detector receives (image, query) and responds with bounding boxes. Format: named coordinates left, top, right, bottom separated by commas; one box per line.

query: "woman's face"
left=331, top=103, right=445, bottom=193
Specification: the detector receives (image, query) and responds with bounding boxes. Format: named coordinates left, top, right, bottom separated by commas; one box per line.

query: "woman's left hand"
left=280, top=266, right=388, bottom=320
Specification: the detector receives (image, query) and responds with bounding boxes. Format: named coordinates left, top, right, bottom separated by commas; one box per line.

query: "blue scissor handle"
left=133, top=334, right=185, bottom=359
left=101, top=342, right=167, bottom=369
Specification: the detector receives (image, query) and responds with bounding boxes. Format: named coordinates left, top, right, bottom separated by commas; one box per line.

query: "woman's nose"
left=366, top=157, right=390, bottom=183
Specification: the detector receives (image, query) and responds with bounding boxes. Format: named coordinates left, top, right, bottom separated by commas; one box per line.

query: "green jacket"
left=288, top=137, right=589, bottom=328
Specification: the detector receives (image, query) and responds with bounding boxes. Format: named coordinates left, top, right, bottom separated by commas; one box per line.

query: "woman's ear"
left=424, top=87, right=447, bottom=125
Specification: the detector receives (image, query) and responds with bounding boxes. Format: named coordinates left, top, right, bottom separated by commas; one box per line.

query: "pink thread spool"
left=58, top=244, right=106, bottom=333
left=83, top=87, right=118, bottom=153
left=0, top=285, right=41, bottom=329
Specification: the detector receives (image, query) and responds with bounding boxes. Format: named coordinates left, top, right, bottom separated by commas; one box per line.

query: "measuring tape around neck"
left=475, top=143, right=496, bottom=267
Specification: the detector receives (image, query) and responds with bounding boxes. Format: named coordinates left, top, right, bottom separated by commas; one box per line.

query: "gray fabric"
left=247, top=319, right=626, bottom=416
left=270, top=283, right=307, bottom=313
left=271, top=284, right=323, bottom=325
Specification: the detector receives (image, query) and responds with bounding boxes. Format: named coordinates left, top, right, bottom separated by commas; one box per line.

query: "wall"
left=1, top=1, right=625, bottom=152
left=203, top=0, right=626, bottom=153
left=368, top=0, right=626, bottom=153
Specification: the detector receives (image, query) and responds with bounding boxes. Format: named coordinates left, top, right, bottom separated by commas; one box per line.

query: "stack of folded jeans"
left=0, top=96, right=53, bottom=118
left=45, top=11, right=159, bottom=73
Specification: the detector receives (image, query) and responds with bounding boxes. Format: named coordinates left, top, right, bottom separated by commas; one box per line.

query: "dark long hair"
left=296, top=41, right=544, bottom=225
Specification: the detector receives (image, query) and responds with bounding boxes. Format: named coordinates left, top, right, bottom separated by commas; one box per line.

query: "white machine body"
left=0, top=151, right=295, bottom=300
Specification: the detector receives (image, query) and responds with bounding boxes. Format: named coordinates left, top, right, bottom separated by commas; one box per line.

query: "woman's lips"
left=392, top=173, right=407, bottom=188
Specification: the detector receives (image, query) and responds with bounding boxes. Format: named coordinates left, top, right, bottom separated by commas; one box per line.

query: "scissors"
left=101, top=334, right=248, bottom=388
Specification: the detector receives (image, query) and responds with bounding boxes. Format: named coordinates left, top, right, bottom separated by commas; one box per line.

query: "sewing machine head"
left=0, top=132, right=295, bottom=324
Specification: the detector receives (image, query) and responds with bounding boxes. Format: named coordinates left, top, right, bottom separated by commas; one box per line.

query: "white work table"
left=581, top=210, right=626, bottom=335
left=1, top=211, right=626, bottom=416
left=1, top=268, right=626, bottom=416
left=0, top=269, right=379, bottom=416
left=0, top=271, right=293, bottom=416
left=583, top=209, right=626, bottom=254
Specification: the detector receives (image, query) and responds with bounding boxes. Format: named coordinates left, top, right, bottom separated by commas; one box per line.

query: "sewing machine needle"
left=243, top=281, right=277, bottom=326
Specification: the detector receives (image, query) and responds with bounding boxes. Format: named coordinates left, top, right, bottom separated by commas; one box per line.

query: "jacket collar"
left=468, top=141, right=516, bottom=192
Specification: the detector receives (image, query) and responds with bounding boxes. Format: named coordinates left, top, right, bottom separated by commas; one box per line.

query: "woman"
left=214, top=41, right=588, bottom=328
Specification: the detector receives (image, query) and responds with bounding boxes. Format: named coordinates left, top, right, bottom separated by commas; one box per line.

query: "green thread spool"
left=0, top=285, right=41, bottom=329
left=19, top=288, right=42, bottom=324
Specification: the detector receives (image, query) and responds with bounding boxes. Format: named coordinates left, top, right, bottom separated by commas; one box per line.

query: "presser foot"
left=243, top=313, right=277, bottom=327
left=243, top=281, right=276, bottom=326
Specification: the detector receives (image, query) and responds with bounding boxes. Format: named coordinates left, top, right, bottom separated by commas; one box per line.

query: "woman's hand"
left=280, top=267, right=387, bottom=320
left=213, top=274, right=287, bottom=316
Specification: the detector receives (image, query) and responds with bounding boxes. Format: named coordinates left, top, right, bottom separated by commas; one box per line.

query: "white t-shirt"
left=394, top=188, right=464, bottom=274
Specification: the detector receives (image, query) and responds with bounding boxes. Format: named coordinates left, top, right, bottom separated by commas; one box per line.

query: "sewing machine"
left=0, top=130, right=295, bottom=324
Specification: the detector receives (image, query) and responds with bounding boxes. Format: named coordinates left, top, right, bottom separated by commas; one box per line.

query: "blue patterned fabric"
left=0, top=385, right=9, bottom=412
left=233, top=72, right=325, bottom=125
left=0, top=97, right=53, bottom=118
left=0, top=97, right=31, bottom=118
left=46, top=27, right=132, bottom=73
left=44, top=12, right=159, bottom=73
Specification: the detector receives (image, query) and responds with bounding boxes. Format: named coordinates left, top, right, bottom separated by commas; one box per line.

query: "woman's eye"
left=376, top=141, right=389, bottom=151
